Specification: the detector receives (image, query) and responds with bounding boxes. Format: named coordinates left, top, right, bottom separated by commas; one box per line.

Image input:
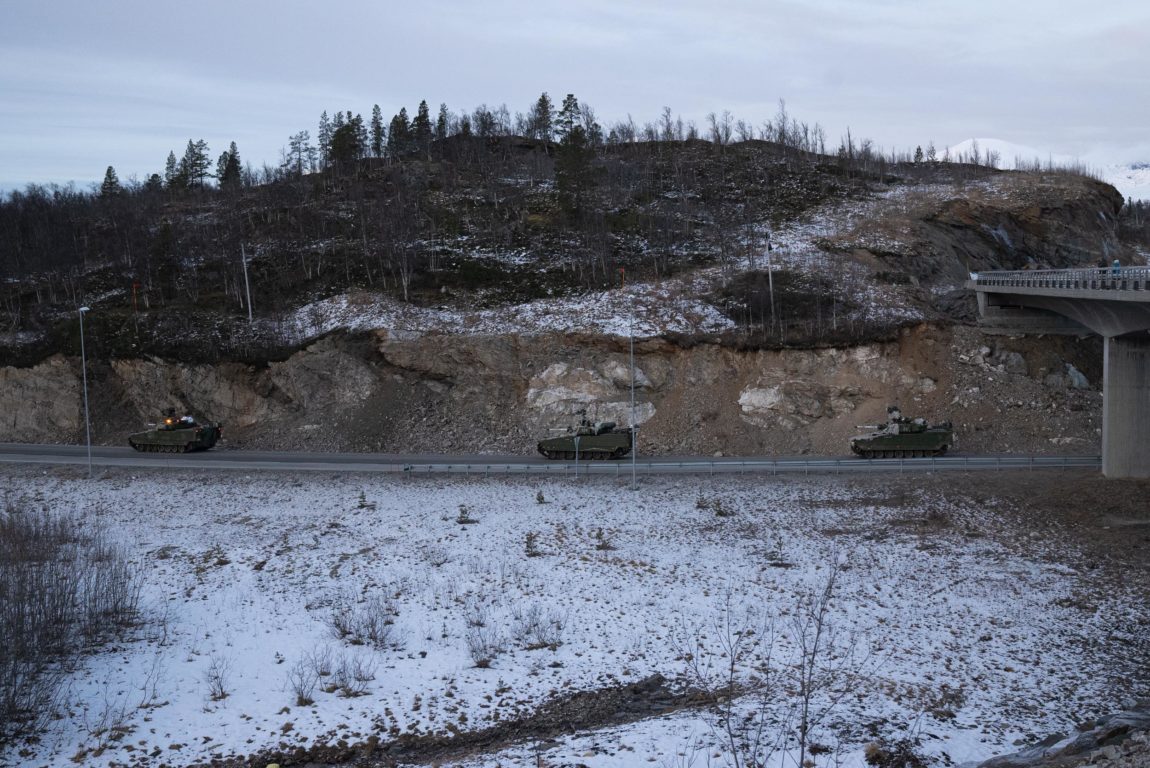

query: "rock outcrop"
left=0, top=325, right=1104, bottom=458
left=0, top=355, right=81, bottom=442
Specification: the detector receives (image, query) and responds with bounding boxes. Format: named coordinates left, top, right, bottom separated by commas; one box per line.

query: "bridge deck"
left=970, top=267, right=1150, bottom=297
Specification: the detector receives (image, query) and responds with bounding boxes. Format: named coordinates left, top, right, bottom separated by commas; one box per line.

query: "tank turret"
left=128, top=408, right=222, bottom=453
left=850, top=405, right=953, bottom=458
left=537, top=409, right=633, bottom=460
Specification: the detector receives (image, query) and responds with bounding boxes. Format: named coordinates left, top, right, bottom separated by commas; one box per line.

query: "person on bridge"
left=1112, top=259, right=1121, bottom=276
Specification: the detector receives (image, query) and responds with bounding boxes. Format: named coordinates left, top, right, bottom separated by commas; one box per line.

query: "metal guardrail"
left=972, top=267, right=1150, bottom=292
left=0, top=452, right=1102, bottom=475
left=396, top=455, right=1101, bottom=476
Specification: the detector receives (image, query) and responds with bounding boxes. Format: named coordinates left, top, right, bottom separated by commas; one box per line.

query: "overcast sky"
left=2, top=0, right=1147, bottom=192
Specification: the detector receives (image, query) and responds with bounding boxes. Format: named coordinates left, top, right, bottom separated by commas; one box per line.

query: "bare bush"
left=677, top=557, right=868, bottom=768
left=463, top=596, right=490, bottom=628
left=788, top=555, right=865, bottom=768
left=304, top=643, right=334, bottom=678
left=675, top=593, right=784, bottom=768
left=511, top=603, right=567, bottom=650
left=286, top=658, right=318, bottom=706
left=864, top=738, right=931, bottom=768
left=465, top=624, right=505, bottom=668
left=204, top=653, right=232, bottom=701
left=326, top=593, right=399, bottom=649
left=323, top=650, right=377, bottom=697
left=0, top=505, right=143, bottom=739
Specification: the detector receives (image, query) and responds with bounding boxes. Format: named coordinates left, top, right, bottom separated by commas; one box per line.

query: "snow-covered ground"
left=4, top=468, right=1143, bottom=768
left=1103, top=162, right=1150, bottom=203
left=278, top=188, right=927, bottom=346
left=944, top=138, right=1150, bottom=202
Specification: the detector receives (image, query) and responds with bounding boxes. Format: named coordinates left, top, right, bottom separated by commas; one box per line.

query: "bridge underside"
left=974, top=288, right=1150, bottom=478
left=977, top=292, right=1150, bottom=338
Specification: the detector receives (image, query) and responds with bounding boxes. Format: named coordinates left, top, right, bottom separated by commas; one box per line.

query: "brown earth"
left=0, top=323, right=1106, bottom=461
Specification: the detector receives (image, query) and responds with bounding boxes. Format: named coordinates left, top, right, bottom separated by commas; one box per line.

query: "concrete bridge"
left=970, top=266, right=1150, bottom=478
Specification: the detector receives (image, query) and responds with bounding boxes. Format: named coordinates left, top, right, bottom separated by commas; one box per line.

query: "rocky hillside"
left=0, top=323, right=1104, bottom=456
left=0, top=138, right=1141, bottom=454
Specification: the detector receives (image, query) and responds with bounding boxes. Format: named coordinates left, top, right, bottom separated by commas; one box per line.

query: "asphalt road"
left=0, top=443, right=1101, bottom=475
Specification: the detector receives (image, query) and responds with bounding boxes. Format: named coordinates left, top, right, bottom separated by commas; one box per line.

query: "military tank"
left=850, top=406, right=953, bottom=458
left=128, top=409, right=222, bottom=453
left=537, top=411, right=633, bottom=460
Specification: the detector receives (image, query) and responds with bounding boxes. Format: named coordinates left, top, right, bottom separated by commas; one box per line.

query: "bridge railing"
left=971, top=266, right=1150, bottom=292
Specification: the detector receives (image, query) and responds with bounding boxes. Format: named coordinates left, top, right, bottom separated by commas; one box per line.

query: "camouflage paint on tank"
left=850, top=406, right=954, bottom=458
left=537, top=411, right=633, bottom=460
left=128, top=412, right=222, bottom=453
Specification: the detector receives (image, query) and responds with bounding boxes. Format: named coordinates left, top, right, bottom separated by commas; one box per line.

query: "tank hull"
left=128, top=424, right=221, bottom=453
left=537, top=429, right=632, bottom=460
left=850, top=427, right=952, bottom=458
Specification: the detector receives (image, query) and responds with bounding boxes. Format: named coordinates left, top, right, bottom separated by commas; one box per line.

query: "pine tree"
left=352, top=113, right=368, bottom=157
left=926, top=142, right=937, bottom=164
left=144, top=173, right=163, bottom=193
left=387, top=108, right=410, bottom=157
left=179, top=139, right=211, bottom=187
left=216, top=152, right=229, bottom=182
left=318, top=111, right=333, bottom=169
left=217, top=141, right=242, bottom=187
left=554, top=94, right=594, bottom=217
left=284, top=131, right=316, bottom=176
left=329, top=123, right=362, bottom=170
left=914, top=145, right=924, bottom=164
left=413, top=100, right=432, bottom=158
left=436, top=103, right=449, bottom=142
left=163, top=151, right=179, bottom=188
left=100, top=166, right=122, bottom=198
left=530, top=92, right=553, bottom=142
left=556, top=94, right=580, bottom=142
left=370, top=105, right=385, bottom=157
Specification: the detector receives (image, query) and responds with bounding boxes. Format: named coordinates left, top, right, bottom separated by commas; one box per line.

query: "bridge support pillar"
left=1102, top=335, right=1150, bottom=478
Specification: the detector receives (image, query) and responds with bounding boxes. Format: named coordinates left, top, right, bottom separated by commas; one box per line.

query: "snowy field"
left=3, top=468, right=1143, bottom=768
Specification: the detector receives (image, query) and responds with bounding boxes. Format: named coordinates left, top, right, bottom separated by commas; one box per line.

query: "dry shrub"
left=0, top=504, right=142, bottom=739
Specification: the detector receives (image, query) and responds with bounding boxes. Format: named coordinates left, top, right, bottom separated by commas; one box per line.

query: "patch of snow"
left=3, top=471, right=1144, bottom=768
left=1100, top=162, right=1150, bottom=202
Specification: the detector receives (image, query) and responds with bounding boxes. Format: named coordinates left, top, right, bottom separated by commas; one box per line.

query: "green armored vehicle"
left=850, top=406, right=953, bottom=458
left=538, top=411, right=633, bottom=460
left=128, top=409, right=222, bottom=453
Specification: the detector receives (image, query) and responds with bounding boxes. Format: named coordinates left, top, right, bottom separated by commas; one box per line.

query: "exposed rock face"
left=0, top=326, right=1104, bottom=457
left=269, top=337, right=380, bottom=411
left=920, top=176, right=1124, bottom=281
left=0, top=355, right=81, bottom=442
left=736, top=345, right=910, bottom=431
left=831, top=174, right=1127, bottom=321
left=526, top=361, right=656, bottom=427
left=111, top=358, right=278, bottom=429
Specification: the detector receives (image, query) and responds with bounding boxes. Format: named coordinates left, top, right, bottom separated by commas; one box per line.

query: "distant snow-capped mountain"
left=941, top=138, right=1149, bottom=202
left=1101, top=162, right=1150, bottom=203
left=941, top=138, right=1072, bottom=168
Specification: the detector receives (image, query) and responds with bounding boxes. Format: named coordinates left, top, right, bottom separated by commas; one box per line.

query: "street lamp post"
left=241, top=244, right=253, bottom=324
left=78, top=306, right=92, bottom=478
